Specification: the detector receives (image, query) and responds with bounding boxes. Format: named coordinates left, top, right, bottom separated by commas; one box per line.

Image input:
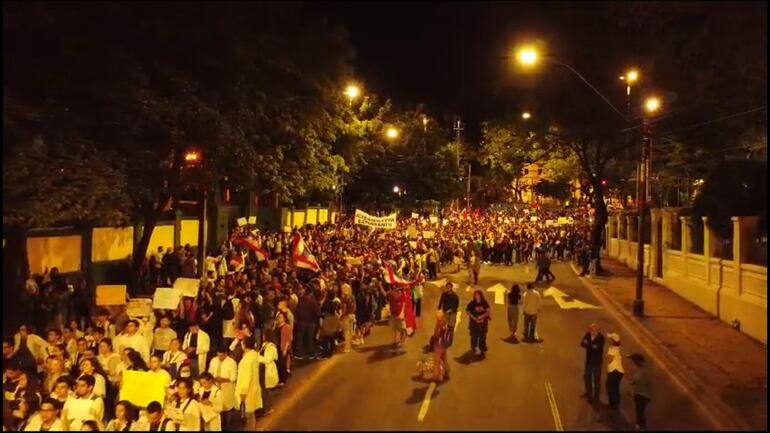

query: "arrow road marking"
left=543, top=286, right=601, bottom=310
left=485, top=283, right=507, bottom=305
left=428, top=278, right=447, bottom=289
left=418, top=382, right=437, bottom=421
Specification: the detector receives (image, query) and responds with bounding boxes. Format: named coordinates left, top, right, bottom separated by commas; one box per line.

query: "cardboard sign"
left=152, top=287, right=182, bottom=310
left=409, top=241, right=417, bottom=249
left=354, top=209, right=397, bottom=230
left=411, top=213, right=419, bottom=219
left=96, top=285, right=127, bottom=306
left=126, top=298, right=153, bottom=318
left=545, top=220, right=555, bottom=227
left=422, top=230, right=435, bottom=239
left=407, top=225, right=419, bottom=239
left=442, top=219, right=449, bottom=226
left=237, top=217, right=247, bottom=227
left=345, top=256, right=363, bottom=266
left=429, top=216, right=438, bottom=224
left=120, top=370, right=168, bottom=408
left=173, top=277, right=200, bottom=298
left=557, top=217, right=569, bottom=225
left=530, top=216, right=538, bottom=222
left=248, top=216, right=257, bottom=224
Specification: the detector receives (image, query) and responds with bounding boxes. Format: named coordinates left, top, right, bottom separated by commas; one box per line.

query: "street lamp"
left=633, top=96, right=662, bottom=318
left=514, top=44, right=626, bottom=121
left=393, top=186, right=400, bottom=194
left=422, top=115, right=428, bottom=132
left=620, top=69, right=641, bottom=214
left=344, top=84, right=361, bottom=100
left=385, top=127, right=400, bottom=140
left=183, top=147, right=206, bottom=278
left=521, top=111, right=532, bottom=120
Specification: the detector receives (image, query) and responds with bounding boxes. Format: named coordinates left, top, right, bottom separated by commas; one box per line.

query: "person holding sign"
left=114, top=320, right=150, bottom=364
left=197, top=373, right=223, bottom=431
left=168, top=377, right=201, bottom=431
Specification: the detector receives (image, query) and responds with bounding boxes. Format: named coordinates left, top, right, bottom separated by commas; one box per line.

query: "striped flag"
left=233, top=236, right=270, bottom=262
left=292, top=233, right=320, bottom=273
left=383, top=263, right=416, bottom=287
left=229, top=252, right=245, bottom=272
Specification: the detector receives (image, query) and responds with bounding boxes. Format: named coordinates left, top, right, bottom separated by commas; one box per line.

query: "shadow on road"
left=454, top=350, right=484, bottom=365
left=364, top=346, right=406, bottom=364
left=406, top=385, right=440, bottom=405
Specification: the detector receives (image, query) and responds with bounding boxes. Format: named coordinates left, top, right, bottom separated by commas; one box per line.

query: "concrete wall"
left=603, top=209, right=767, bottom=344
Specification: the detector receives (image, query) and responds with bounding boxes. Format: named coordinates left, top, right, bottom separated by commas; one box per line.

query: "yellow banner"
left=120, top=370, right=167, bottom=408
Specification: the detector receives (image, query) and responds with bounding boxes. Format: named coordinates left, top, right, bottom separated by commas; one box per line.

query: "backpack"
left=221, top=299, right=235, bottom=321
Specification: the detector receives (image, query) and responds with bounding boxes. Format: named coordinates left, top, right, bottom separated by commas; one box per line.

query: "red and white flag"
left=292, top=233, right=320, bottom=273
left=233, top=236, right=270, bottom=262
left=384, top=263, right=416, bottom=287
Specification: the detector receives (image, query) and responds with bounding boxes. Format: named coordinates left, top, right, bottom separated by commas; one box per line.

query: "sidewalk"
left=575, top=258, right=767, bottom=430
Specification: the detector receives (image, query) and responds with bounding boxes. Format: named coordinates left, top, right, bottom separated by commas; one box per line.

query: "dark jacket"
left=580, top=332, right=605, bottom=365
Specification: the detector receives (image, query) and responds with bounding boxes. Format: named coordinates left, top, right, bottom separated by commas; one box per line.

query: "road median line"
left=569, top=262, right=747, bottom=430
left=544, top=381, right=564, bottom=431
left=417, top=381, right=437, bottom=421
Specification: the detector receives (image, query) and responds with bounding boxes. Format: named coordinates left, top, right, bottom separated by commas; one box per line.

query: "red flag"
left=233, top=236, right=270, bottom=262
left=292, top=233, right=320, bottom=273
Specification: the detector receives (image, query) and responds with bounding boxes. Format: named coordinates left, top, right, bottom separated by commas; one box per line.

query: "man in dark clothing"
left=437, top=282, right=460, bottom=329
left=294, top=287, right=321, bottom=359
left=580, top=323, right=605, bottom=402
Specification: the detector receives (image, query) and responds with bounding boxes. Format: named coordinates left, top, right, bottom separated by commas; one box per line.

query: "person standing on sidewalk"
left=605, top=332, right=625, bottom=410
left=580, top=323, right=605, bottom=403
left=522, top=283, right=541, bottom=342
left=505, top=284, right=521, bottom=343
left=627, top=353, right=651, bottom=431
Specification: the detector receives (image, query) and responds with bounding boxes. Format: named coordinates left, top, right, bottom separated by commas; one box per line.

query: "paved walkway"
left=576, top=258, right=767, bottom=430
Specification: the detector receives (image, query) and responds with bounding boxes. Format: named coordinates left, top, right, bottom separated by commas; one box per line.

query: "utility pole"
left=466, top=162, right=472, bottom=209
left=634, top=118, right=653, bottom=317
left=453, top=116, right=463, bottom=210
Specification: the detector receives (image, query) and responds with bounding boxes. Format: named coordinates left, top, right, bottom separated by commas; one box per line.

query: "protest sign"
left=152, top=287, right=182, bottom=310
left=345, top=256, right=363, bottom=266
left=545, top=220, right=555, bottom=227
left=442, top=219, right=449, bottom=226
left=411, top=213, right=419, bottom=219
left=126, top=298, right=153, bottom=318
left=96, top=285, right=127, bottom=306
left=407, top=225, right=418, bottom=239
left=120, top=370, right=168, bottom=408
left=429, top=216, right=438, bottom=224
left=248, top=216, right=257, bottom=224
left=354, top=209, right=397, bottom=230
left=423, top=230, right=435, bottom=239
left=173, top=277, right=200, bottom=298
left=530, top=216, right=538, bottom=222
left=236, top=217, right=247, bottom=226
left=409, top=241, right=417, bottom=249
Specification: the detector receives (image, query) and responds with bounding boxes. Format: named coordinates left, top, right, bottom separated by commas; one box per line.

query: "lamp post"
left=183, top=148, right=206, bottom=278
left=515, top=46, right=627, bottom=121
left=344, top=84, right=361, bottom=102
left=620, top=69, right=640, bottom=209
left=633, top=96, right=661, bottom=317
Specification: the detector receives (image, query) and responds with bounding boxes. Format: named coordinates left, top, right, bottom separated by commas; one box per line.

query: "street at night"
left=3, top=1, right=766, bottom=432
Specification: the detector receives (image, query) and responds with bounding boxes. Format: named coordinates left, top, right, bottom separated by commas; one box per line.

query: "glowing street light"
left=386, top=127, right=400, bottom=140
left=183, top=148, right=203, bottom=166
left=644, top=96, right=661, bottom=114
left=344, top=84, right=361, bottom=100
left=517, top=47, right=538, bottom=66
left=422, top=115, right=428, bottom=131
left=521, top=111, right=532, bottom=120
left=393, top=186, right=400, bottom=193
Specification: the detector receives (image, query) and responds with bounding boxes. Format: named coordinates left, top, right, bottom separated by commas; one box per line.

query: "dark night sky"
left=307, top=1, right=593, bottom=141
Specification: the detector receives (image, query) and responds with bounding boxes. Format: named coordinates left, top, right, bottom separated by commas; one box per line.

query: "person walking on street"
left=605, top=332, right=624, bottom=410
left=505, top=284, right=521, bottom=343
left=580, top=323, right=605, bottom=403
left=431, top=311, right=452, bottom=382
left=522, top=283, right=541, bottom=342
left=466, top=290, right=491, bottom=358
left=437, top=282, right=460, bottom=330
left=469, top=251, right=481, bottom=285
left=627, top=353, right=651, bottom=431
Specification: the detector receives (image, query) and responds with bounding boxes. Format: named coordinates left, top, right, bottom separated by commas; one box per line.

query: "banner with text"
left=354, top=209, right=397, bottom=230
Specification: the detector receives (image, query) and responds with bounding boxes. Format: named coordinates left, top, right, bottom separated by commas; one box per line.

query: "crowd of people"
left=4, top=205, right=624, bottom=431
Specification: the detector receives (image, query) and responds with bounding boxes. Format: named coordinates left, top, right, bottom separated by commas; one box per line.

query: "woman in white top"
left=197, top=373, right=223, bottom=431
left=97, top=339, right=122, bottom=388
left=162, top=339, right=188, bottom=378
left=167, top=364, right=201, bottom=405
left=258, top=328, right=280, bottom=414
left=170, top=378, right=201, bottom=431
left=104, top=400, right=138, bottom=431
left=605, top=332, right=625, bottom=410
left=79, top=358, right=108, bottom=399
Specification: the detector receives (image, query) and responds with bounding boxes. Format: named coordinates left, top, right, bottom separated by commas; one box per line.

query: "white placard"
left=236, top=217, right=247, bottom=226
left=173, top=277, right=200, bottom=298
left=354, top=209, right=397, bottom=230
left=152, top=287, right=183, bottom=310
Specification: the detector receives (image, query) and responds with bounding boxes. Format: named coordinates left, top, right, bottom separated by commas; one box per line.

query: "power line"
left=618, top=105, right=767, bottom=135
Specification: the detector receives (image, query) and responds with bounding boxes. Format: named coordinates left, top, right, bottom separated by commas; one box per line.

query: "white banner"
left=354, top=209, right=397, bottom=230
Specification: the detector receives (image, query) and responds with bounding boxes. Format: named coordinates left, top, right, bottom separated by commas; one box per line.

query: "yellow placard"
left=173, top=278, right=200, bottom=298
left=345, top=256, right=363, bottom=266
left=120, top=370, right=168, bottom=408
left=96, top=285, right=127, bottom=306
left=147, top=225, right=174, bottom=256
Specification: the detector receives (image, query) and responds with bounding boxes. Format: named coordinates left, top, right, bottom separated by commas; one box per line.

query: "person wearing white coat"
left=169, top=378, right=202, bottom=432
left=182, top=324, right=210, bottom=377
left=198, top=373, right=223, bottom=431
left=234, top=339, right=261, bottom=430
left=207, top=349, right=237, bottom=430
left=258, top=328, right=280, bottom=414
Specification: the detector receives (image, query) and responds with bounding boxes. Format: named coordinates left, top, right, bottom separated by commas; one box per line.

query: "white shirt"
left=198, top=385, right=223, bottom=431
left=207, top=356, right=237, bottom=410
left=22, top=414, right=64, bottom=431
left=607, top=345, right=625, bottom=373
left=522, top=289, right=542, bottom=315
left=172, top=397, right=201, bottom=431
left=152, top=328, right=177, bottom=352
left=62, top=393, right=104, bottom=431
left=115, top=332, right=150, bottom=363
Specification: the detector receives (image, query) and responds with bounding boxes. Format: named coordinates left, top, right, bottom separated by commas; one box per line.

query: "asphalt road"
left=255, top=263, right=714, bottom=431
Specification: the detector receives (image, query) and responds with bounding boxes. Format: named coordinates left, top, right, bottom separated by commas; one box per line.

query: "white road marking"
left=543, top=286, right=601, bottom=310
left=485, top=283, right=507, bottom=305
left=428, top=278, right=447, bottom=288
left=455, top=309, right=462, bottom=331
left=417, top=381, right=437, bottom=421
left=545, top=381, right=564, bottom=431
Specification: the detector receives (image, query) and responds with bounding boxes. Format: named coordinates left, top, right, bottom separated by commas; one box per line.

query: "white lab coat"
left=207, top=356, right=237, bottom=411
left=182, top=330, right=210, bottom=374
left=258, top=342, right=279, bottom=390
left=198, top=385, right=223, bottom=431
left=23, top=414, right=65, bottom=431
left=115, top=332, right=151, bottom=363
left=234, top=350, right=262, bottom=412
left=62, top=393, right=105, bottom=431
left=171, top=397, right=202, bottom=432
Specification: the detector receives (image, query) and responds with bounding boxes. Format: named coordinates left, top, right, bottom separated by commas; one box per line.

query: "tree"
left=533, top=179, right=572, bottom=201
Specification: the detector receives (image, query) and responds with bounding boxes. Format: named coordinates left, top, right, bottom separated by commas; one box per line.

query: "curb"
left=569, top=262, right=750, bottom=431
